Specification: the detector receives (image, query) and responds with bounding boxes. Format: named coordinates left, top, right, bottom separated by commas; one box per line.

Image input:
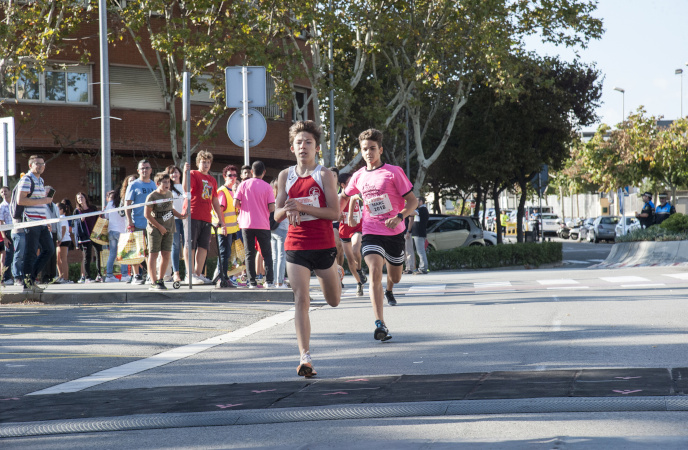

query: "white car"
left=615, top=217, right=641, bottom=236
left=483, top=230, right=497, bottom=245
left=531, top=213, right=560, bottom=236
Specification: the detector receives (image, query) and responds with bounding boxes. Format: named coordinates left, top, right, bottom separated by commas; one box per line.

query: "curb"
left=2, top=396, right=688, bottom=438
left=591, top=240, right=688, bottom=268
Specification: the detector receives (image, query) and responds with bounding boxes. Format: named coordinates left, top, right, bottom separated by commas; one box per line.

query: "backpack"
left=9, top=175, right=35, bottom=223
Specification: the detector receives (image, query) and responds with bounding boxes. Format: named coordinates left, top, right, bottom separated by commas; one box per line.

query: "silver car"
left=588, top=216, right=620, bottom=243
left=425, top=215, right=485, bottom=251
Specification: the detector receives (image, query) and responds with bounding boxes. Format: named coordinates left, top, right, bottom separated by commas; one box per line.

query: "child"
left=339, top=129, right=417, bottom=342
left=274, top=120, right=342, bottom=377
left=144, top=173, right=186, bottom=290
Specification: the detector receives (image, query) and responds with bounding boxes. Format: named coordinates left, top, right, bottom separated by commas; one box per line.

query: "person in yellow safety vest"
left=213, top=165, right=241, bottom=286
left=500, top=211, right=509, bottom=236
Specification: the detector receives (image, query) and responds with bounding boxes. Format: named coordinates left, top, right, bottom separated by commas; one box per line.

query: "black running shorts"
left=286, top=247, right=337, bottom=271
left=362, top=232, right=405, bottom=266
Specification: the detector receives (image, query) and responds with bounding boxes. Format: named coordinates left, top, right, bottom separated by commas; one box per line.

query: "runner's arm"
left=384, top=191, right=418, bottom=229
left=274, top=169, right=292, bottom=223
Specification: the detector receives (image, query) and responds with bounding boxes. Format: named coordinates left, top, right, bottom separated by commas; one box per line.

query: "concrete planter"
left=593, top=240, right=688, bottom=268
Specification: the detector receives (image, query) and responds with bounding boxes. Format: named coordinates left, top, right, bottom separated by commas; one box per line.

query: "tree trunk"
left=493, top=184, right=503, bottom=244
left=516, top=179, right=528, bottom=243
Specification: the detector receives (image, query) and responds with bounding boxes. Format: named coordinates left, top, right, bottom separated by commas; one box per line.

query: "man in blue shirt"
left=125, top=159, right=157, bottom=284
left=654, top=193, right=675, bottom=225
left=635, top=191, right=655, bottom=229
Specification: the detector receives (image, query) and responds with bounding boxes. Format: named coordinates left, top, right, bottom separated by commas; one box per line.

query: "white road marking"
left=546, top=286, right=589, bottom=290
left=600, top=276, right=650, bottom=283
left=537, top=279, right=579, bottom=285
left=27, top=308, right=302, bottom=395
left=664, top=273, right=688, bottom=280
left=620, top=283, right=665, bottom=288
left=406, top=284, right=446, bottom=295
left=551, top=320, right=562, bottom=332
left=564, top=260, right=594, bottom=265
left=474, top=281, right=512, bottom=288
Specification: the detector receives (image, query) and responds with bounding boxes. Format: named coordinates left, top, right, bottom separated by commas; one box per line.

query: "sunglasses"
left=228, top=174, right=237, bottom=178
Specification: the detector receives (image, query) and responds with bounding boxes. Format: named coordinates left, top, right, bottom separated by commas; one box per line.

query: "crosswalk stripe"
left=474, top=281, right=512, bottom=288
left=600, top=276, right=650, bottom=283
left=406, top=285, right=446, bottom=295
left=620, top=284, right=665, bottom=288
left=664, top=273, right=688, bottom=280
left=537, top=279, right=579, bottom=285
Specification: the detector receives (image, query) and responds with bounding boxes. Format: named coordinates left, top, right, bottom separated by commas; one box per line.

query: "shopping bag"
left=90, top=217, right=109, bottom=245
left=116, top=231, right=147, bottom=265
left=99, top=248, right=110, bottom=268
left=230, top=238, right=245, bottom=264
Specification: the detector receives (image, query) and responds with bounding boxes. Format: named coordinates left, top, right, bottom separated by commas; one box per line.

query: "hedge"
left=427, top=241, right=562, bottom=271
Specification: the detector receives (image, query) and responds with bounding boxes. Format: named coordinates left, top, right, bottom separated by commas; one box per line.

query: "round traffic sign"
left=226, top=108, right=267, bottom=148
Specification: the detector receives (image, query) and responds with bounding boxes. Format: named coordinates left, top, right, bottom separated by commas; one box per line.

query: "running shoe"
left=357, top=282, right=364, bottom=297
left=149, top=281, right=163, bottom=291
left=95, top=275, right=103, bottom=282
left=402, top=269, right=413, bottom=275
left=357, top=269, right=367, bottom=284
left=337, top=265, right=345, bottom=283
left=104, top=275, right=119, bottom=283
left=14, top=279, right=24, bottom=286
left=77, top=276, right=86, bottom=284
left=134, top=274, right=146, bottom=285
left=374, top=320, right=392, bottom=341
left=385, top=290, right=397, bottom=306
left=199, top=274, right=212, bottom=284
left=228, top=277, right=238, bottom=288
left=413, top=269, right=428, bottom=275
left=85, top=278, right=95, bottom=284
left=3, top=279, right=14, bottom=286
left=25, top=278, right=44, bottom=293
left=296, top=352, right=317, bottom=377
left=156, top=279, right=167, bottom=290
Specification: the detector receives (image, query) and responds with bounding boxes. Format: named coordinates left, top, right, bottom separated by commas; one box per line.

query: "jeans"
left=244, top=228, right=273, bottom=285
left=412, top=236, right=428, bottom=272
left=23, top=225, right=54, bottom=282
left=80, top=241, right=103, bottom=279
left=106, top=231, right=129, bottom=277
left=271, top=228, right=287, bottom=285
left=11, top=230, right=24, bottom=279
left=217, top=232, right=234, bottom=276
left=3, top=235, right=14, bottom=282
left=171, top=218, right=183, bottom=273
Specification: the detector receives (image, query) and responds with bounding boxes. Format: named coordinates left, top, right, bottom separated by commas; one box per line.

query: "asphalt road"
left=5, top=240, right=688, bottom=449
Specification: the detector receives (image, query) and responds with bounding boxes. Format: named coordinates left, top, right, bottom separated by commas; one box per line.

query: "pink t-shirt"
left=344, top=163, right=413, bottom=236
left=235, top=178, right=275, bottom=230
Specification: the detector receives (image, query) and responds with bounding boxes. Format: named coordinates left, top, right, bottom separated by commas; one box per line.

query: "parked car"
left=530, top=213, right=560, bottom=236
left=482, top=230, right=497, bottom=245
left=615, top=217, right=641, bottom=236
left=425, top=215, right=485, bottom=251
left=588, top=216, right=620, bottom=243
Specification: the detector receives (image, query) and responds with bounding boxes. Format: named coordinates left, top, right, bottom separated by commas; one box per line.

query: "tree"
left=645, top=118, right=688, bottom=203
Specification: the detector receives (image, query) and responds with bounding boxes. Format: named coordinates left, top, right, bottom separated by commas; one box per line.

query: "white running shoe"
left=104, top=276, right=119, bottom=283
left=192, top=275, right=205, bottom=285
left=120, top=275, right=131, bottom=283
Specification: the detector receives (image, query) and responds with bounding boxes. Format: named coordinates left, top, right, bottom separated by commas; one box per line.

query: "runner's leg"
left=364, top=253, right=386, bottom=322
left=288, top=261, right=314, bottom=356
left=341, top=241, right=362, bottom=284
left=314, top=262, right=342, bottom=307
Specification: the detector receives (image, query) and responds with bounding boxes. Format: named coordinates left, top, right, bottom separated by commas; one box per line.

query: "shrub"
left=427, top=241, right=562, bottom=271
left=615, top=223, right=688, bottom=242
left=658, top=213, right=688, bottom=233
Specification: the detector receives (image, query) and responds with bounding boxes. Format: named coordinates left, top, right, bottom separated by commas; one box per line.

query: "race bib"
left=353, top=208, right=361, bottom=223
left=293, top=195, right=319, bottom=222
left=366, top=194, right=393, bottom=217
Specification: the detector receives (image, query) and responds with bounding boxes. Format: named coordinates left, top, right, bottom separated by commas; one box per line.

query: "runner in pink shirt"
left=340, top=129, right=417, bottom=342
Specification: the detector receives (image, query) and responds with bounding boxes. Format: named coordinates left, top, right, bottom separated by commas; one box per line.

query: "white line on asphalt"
left=600, top=276, right=650, bottom=283
left=620, top=283, right=666, bottom=288
left=27, top=308, right=302, bottom=396
left=664, top=273, right=688, bottom=280
left=546, top=286, right=589, bottom=290
left=551, top=320, right=562, bottom=332
left=537, top=279, right=580, bottom=285
left=406, top=285, right=446, bottom=295
left=474, top=281, right=512, bottom=288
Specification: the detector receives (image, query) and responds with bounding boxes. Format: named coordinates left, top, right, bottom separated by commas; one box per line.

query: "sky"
left=524, top=0, right=688, bottom=132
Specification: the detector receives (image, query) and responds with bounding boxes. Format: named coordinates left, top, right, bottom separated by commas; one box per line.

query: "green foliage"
left=615, top=223, right=688, bottom=243
left=427, top=242, right=562, bottom=270
left=658, top=213, right=688, bottom=233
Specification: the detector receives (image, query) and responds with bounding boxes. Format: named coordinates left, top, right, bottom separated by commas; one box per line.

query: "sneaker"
left=25, top=278, right=44, bottom=294
left=413, top=269, right=428, bottom=275
left=120, top=275, right=132, bottom=283
left=357, top=269, right=367, bottom=285
left=199, top=275, right=212, bottom=284
left=228, top=277, right=238, bottom=288
left=337, top=265, right=345, bottom=283
left=157, top=280, right=167, bottom=290
left=134, top=274, right=146, bottom=285
left=149, top=281, right=163, bottom=291
left=296, top=352, right=317, bottom=378
left=356, top=283, right=364, bottom=297
left=95, top=275, right=103, bottom=282
left=59, top=278, right=72, bottom=284
left=77, top=276, right=86, bottom=284
left=85, top=278, right=95, bottom=284
left=374, top=320, right=392, bottom=341
left=22, top=283, right=33, bottom=294
left=385, top=290, right=397, bottom=306
left=3, top=279, right=14, bottom=286
left=189, top=275, right=203, bottom=285
left=14, top=279, right=24, bottom=286
left=104, top=275, right=119, bottom=283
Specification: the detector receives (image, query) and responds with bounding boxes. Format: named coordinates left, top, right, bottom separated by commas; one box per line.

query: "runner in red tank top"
left=337, top=171, right=367, bottom=297
left=275, top=120, right=342, bottom=378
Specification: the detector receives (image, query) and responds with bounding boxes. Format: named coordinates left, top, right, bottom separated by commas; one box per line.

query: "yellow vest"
left=214, top=185, right=239, bottom=234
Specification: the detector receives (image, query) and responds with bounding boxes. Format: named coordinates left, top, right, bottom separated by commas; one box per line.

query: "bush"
left=615, top=222, right=688, bottom=243
left=658, top=213, right=688, bottom=233
left=427, top=241, right=562, bottom=271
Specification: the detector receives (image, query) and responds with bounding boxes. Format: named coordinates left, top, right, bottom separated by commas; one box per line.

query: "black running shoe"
left=358, top=269, right=367, bottom=285
left=385, top=290, right=397, bottom=306
left=357, top=283, right=364, bottom=297
left=374, top=320, right=392, bottom=341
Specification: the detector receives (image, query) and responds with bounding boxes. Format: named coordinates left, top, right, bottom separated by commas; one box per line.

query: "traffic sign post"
left=225, top=66, right=267, bottom=166
left=0, top=117, right=16, bottom=184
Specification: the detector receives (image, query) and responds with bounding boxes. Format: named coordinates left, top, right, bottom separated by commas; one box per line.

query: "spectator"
left=411, top=196, right=429, bottom=274
left=215, top=164, right=240, bottom=287
left=40, top=199, right=60, bottom=283
left=635, top=191, right=655, bottom=229
left=234, top=160, right=274, bottom=288
left=10, top=179, right=25, bottom=287
left=17, top=155, right=55, bottom=293
left=104, top=189, right=128, bottom=283
left=74, top=192, right=102, bottom=283
left=240, top=165, right=252, bottom=182
left=125, top=160, right=156, bottom=284
left=0, top=186, right=14, bottom=286
left=165, top=165, right=185, bottom=283
left=55, top=202, right=74, bottom=283
left=144, top=172, right=185, bottom=290
left=182, top=150, right=224, bottom=285
left=402, top=216, right=416, bottom=275
left=270, top=179, right=288, bottom=288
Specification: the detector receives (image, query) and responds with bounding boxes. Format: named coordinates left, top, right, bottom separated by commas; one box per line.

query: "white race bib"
left=366, top=194, right=393, bottom=217
left=293, top=195, right=319, bottom=222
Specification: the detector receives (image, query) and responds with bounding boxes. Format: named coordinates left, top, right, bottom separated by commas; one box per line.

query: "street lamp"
left=676, top=68, right=683, bottom=118
left=613, top=86, right=625, bottom=125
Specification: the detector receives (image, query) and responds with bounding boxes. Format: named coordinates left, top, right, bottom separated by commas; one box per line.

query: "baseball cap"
left=642, top=191, right=652, bottom=197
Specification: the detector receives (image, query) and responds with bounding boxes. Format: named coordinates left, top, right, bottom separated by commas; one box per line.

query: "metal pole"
left=242, top=66, right=250, bottom=166
left=98, top=0, right=112, bottom=210
left=405, top=109, right=410, bottom=177
left=2, top=123, right=8, bottom=185
left=538, top=172, right=542, bottom=242
left=183, top=72, right=193, bottom=289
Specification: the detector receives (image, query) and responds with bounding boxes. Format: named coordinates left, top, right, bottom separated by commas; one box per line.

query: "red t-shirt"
left=339, top=198, right=362, bottom=239
left=189, top=170, right=218, bottom=223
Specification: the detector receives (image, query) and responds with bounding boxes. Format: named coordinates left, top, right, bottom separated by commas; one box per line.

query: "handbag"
left=90, top=217, right=109, bottom=245
left=75, top=219, right=91, bottom=245
left=116, top=231, right=147, bottom=265
left=99, top=248, right=110, bottom=268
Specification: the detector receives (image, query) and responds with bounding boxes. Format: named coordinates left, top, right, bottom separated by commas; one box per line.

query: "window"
left=110, top=66, right=165, bottom=111
left=87, top=167, right=125, bottom=208
left=292, top=87, right=310, bottom=121
left=2, top=65, right=91, bottom=104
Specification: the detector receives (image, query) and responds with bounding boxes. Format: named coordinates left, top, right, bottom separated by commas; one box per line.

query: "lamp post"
left=613, top=87, right=625, bottom=125
left=678, top=68, right=685, bottom=118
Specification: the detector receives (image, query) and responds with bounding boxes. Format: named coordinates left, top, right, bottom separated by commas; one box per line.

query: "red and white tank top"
left=284, top=165, right=336, bottom=251
left=338, top=197, right=362, bottom=239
